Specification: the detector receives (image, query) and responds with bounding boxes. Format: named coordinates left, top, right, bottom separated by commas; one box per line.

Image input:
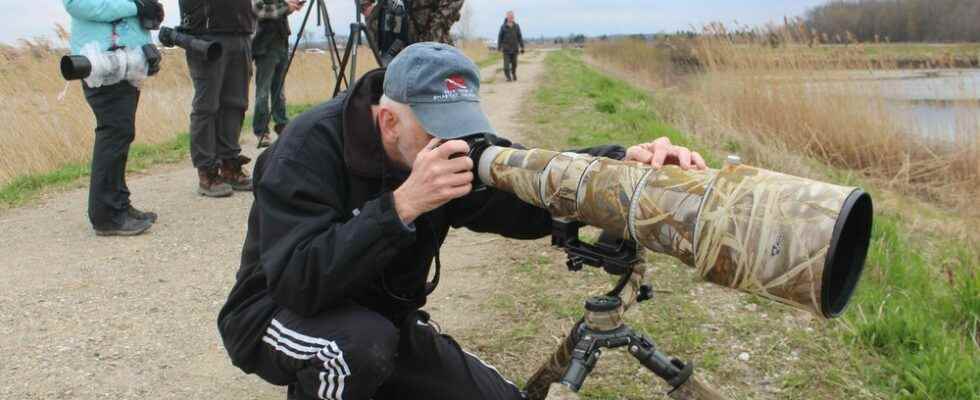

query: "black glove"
left=135, top=0, right=165, bottom=29
left=520, top=48, right=525, bottom=54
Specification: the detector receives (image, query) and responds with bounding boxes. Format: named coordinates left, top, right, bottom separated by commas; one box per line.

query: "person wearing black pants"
left=218, top=43, right=707, bottom=400
left=64, top=0, right=164, bottom=236
left=82, top=82, right=157, bottom=236
left=498, top=11, right=524, bottom=82
left=249, top=306, right=522, bottom=400
left=179, top=0, right=257, bottom=197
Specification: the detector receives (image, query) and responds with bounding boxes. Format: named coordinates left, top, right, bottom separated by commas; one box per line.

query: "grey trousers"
left=252, top=47, right=290, bottom=136
left=503, top=52, right=518, bottom=80
left=187, top=34, right=252, bottom=170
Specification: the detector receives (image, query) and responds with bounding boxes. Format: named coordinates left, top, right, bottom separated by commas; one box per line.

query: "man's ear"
left=377, top=107, right=399, bottom=141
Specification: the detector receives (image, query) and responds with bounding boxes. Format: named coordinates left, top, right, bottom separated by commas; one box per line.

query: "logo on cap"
left=445, top=75, right=468, bottom=92
left=433, top=74, right=475, bottom=102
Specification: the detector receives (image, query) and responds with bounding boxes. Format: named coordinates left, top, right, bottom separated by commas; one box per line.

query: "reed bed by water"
left=587, top=36, right=979, bottom=213
left=0, top=38, right=489, bottom=187
left=587, top=34, right=979, bottom=398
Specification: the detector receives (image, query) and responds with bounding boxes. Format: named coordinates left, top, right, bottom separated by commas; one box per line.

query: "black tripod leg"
left=317, top=0, right=344, bottom=82
left=332, top=32, right=356, bottom=97
left=558, top=335, right=600, bottom=392
left=627, top=333, right=693, bottom=390
left=284, top=0, right=316, bottom=81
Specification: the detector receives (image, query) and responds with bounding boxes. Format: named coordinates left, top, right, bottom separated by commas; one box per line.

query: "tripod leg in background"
left=332, top=30, right=356, bottom=97
left=317, top=0, right=344, bottom=84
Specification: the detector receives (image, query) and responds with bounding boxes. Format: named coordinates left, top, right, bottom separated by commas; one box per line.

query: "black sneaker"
left=257, top=133, right=271, bottom=149
left=128, top=206, right=158, bottom=223
left=94, top=215, right=153, bottom=237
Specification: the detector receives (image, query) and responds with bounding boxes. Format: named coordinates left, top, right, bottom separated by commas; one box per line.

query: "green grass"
left=0, top=103, right=315, bottom=209
left=478, top=52, right=503, bottom=69
left=482, top=49, right=978, bottom=399
left=524, top=50, right=719, bottom=167
left=845, top=214, right=980, bottom=399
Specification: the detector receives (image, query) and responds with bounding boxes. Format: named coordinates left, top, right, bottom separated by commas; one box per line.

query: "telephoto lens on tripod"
left=158, top=26, right=223, bottom=61
left=476, top=145, right=873, bottom=319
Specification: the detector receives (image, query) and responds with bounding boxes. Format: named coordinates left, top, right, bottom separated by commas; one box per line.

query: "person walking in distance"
left=497, top=10, right=524, bottom=82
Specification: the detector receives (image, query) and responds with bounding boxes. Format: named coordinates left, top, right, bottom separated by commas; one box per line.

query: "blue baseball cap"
left=383, top=42, right=496, bottom=139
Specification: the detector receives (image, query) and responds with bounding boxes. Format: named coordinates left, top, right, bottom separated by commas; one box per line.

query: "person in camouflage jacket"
left=361, top=0, right=463, bottom=64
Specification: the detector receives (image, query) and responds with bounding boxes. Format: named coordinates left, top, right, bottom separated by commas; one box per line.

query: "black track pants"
left=249, top=305, right=523, bottom=400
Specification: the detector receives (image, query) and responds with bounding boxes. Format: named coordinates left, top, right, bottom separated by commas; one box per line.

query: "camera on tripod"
left=158, top=26, right=224, bottom=62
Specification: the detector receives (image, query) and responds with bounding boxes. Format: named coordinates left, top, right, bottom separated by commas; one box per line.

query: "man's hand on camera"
left=135, top=0, right=165, bottom=23
left=393, top=138, right=474, bottom=224
left=625, top=137, right=707, bottom=170
left=286, top=0, right=304, bottom=12
left=361, top=0, right=375, bottom=17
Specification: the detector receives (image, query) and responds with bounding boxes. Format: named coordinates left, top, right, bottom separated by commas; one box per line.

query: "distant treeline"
left=805, top=0, right=980, bottom=42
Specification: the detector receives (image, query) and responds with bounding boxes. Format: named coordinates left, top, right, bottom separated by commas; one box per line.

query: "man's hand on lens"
left=393, top=138, right=474, bottom=224
left=625, top=137, right=707, bottom=171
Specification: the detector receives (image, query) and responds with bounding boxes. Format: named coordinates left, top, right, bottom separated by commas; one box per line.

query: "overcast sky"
left=4, top=1, right=828, bottom=46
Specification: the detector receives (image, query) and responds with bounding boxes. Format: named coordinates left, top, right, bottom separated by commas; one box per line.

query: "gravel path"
left=0, top=51, right=547, bottom=400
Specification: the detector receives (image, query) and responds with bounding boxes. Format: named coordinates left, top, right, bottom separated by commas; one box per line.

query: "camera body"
left=456, top=133, right=512, bottom=193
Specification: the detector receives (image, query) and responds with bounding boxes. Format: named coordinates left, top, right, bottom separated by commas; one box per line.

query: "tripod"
left=283, top=0, right=382, bottom=99
left=523, top=220, right=727, bottom=400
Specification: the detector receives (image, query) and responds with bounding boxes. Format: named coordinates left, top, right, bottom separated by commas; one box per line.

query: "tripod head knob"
left=585, top=296, right=622, bottom=312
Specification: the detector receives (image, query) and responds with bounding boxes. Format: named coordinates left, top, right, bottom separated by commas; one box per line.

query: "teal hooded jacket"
left=63, top=0, right=152, bottom=55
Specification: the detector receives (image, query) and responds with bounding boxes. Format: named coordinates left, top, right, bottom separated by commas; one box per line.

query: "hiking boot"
left=220, top=155, right=253, bottom=191
left=198, top=167, right=234, bottom=197
left=274, top=122, right=288, bottom=136
left=128, top=205, right=158, bottom=223
left=256, top=133, right=271, bottom=149
left=94, top=215, right=152, bottom=237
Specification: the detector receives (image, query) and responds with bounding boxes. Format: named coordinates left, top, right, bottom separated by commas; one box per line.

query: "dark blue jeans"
left=253, top=47, right=290, bottom=136
left=82, top=81, right=139, bottom=229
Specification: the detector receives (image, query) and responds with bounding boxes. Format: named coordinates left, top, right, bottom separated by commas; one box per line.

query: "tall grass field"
left=0, top=38, right=490, bottom=204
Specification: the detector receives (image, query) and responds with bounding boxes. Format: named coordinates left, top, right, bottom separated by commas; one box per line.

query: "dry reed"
left=587, top=33, right=979, bottom=213
left=0, top=38, right=489, bottom=187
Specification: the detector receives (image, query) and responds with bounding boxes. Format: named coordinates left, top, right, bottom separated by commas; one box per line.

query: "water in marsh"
left=819, top=69, right=980, bottom=141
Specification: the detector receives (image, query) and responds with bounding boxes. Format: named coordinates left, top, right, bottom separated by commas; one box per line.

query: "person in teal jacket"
left=63, top=0, right=164, bottom=236
left=64, top=0, right=154, bottom=54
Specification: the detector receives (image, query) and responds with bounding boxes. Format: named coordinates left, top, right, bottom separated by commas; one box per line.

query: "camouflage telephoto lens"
left=478, top=146, right=873, bottom=318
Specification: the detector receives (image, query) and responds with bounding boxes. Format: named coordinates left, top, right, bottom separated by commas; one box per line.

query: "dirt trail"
left=0, top=51, right=547, bottom=399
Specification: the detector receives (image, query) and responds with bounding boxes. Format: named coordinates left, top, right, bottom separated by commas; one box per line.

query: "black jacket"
left=217, top=68, right=625, bottom=372
left=252, top=18, right=290, bottom=56
left=179, top=0, right=256, bottom=35
left=498, top=21, right=524, bottom=53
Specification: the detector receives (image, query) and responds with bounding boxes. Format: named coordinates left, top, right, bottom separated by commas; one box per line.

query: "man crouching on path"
left=217, top=42, right=707, bottom=400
